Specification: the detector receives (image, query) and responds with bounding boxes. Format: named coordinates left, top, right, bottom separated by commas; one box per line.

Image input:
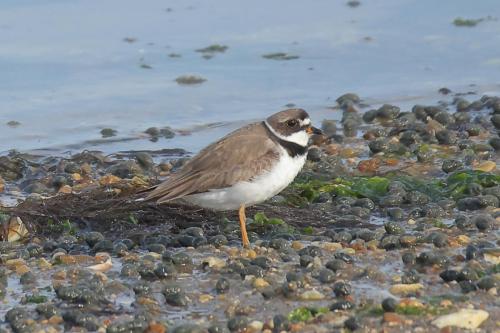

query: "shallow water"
left=1, top=0, right=500, bottom=155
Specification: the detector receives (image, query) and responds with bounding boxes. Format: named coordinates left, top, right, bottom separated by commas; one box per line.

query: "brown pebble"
left=358, top=158, right=381, bottom=173
left=145, top=322, right=166, bottom=333
left=58, top=185, right=72, bottom=194
left=48, top=315, right=64, bottom=325
left=384, top=312, right=404, bottom=325
left=99, top=174, right=122, bottom=186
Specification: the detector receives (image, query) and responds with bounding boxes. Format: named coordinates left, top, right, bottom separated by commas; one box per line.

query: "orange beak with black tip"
left=306, top=126, right=322, bottom=135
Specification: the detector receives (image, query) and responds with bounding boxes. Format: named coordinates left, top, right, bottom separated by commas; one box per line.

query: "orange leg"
left=238, top=204, right=250, bottom=248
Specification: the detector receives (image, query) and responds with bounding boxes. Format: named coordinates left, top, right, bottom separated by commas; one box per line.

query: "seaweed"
left=288, top=306, right=328, bottom=322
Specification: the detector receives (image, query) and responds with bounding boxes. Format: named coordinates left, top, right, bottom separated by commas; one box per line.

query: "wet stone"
left=440, top=269, right=459, bottom=282
left=298, top=245, right=322, bottom=257
left=362, top=109, right=378, bottom=123
left=227, top=316, right=249, bottom=332
left=135, top=152, right=154, bottom=170
left=208, top=323, right=229, bottom=333
left=402, top=252, right=417, bottom=265
left=384, top=222, right=404, bottom=235
left=147, top=243, right=167, bottom=254
left=380, top=235, right=400, bottom=250
left=321, top=119, right=337, bottom=136
left=56, top=285, right=101, bottom=305
left=5, top=307, right=29, bottom=324
left=368, top=138, right=389, bottom=154
left=209, top=234, right=228, bottom=247
left=454, top=111, right=471, bottom=124
left=455, top=215, right=474, bottom=230
left=457, top=268, right=479, bottom=282
left=318, top=268, right=336, bottom=283
left=251, top=256, right=271, bottom=269
left=273, top=314, right=291, bottom=332
left=307, top=147, right=322, bottom=162
left=242, top=265, right=265, bottom=278
left=334, top=252, right=354, bottom=264
left=26, top=244, right=43, bottom=258
left=344, top=317, right=360, bottom=331
left=107, top=319, right=149, bottom=333
left=459, top=280, right=478, bottom=293
left=330, top=300, right=355, bottom=311
left=336, top=93, right=360, bottom=105
left=456, top=197, right=483, bottom=211
left=399, top=235, right=417, bottom=247
left=434, top=111, right=454, bottom=126
left=154, top=263, right=177, bottom=279
left=356, top=229, right=376, bottom=241
left=488, top=137, right=500, bottom=150
left=170, top=252, right=193, bottom=266
left=163, top=284, right=189, bottom=306
left=36, top=303, right=60, bottom=318
left=379, top=194, right=403, bottom=207
left=382, top=297, right=397, bottom=312
left=477, top=276, right=498, bottom=290
left=63, top=310, right=99, bottom=331
left=436, top=130, right=458, bottom=145
left=107, top=160, right=143, bottom=178
left=491, top=114, right=500, bottom=129
left=269, top=238, right=290, bottom=250
left=84, top=231, right=105, bottom=247
left=133, top=281, right=152, bottom=295
left=377, top=104, right=400, bottom=119
left=19, top=272, right=36, bottom=285
left=216, top=277, right=230, bottom=294
left=404, top=191, right=430, bottom=205
left=114, top=242, right=129, bottom=256
left=138, top=261, right=157, bottom=279
left=93, top=239, right=114, bottom=252
left=387, top=207, right=404, bottom=220
left=285, top=272, right=305, bottom=286
left=471, top=214, right=494, bottom=231
left=325, top=259, right=346, bottom=271
left=430, top=232, right=448, bottom=248
left=401, top=270, right=420, bottom=284
left=465, top=244, right=481, bottom=261
left=442, top=159, right=463, bottom=173
left=333, top=281, right=352, bottom=297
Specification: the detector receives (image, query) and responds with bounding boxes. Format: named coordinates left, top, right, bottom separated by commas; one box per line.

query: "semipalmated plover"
left=145, top=108, right=321, bottom=247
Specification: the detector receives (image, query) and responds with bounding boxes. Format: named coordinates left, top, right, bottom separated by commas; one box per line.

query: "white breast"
left=184, top=147, right=307, bottom=210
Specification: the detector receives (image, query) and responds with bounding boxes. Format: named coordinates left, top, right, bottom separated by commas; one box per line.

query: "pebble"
left=253, top=278, right=270, bottom=289
left=389, top=283, right=423, bottom=296
left=383, top=312, right=403, bottom=325
left=474, top=161, right=496, bottom=172
left=382, top=297, right=397, bottom=312
left=299, top=289, right=325, bottom=300
left=432, top=309, right=489, bottom=329
left=216, top=278, right=230, bottom=294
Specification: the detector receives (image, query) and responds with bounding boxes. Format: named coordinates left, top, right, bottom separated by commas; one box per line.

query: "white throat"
left=264, top=120, right=310, bottom=147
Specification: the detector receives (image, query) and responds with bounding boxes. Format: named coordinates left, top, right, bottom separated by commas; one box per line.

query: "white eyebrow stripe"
left=300, top=118, right=311, bottom=126
left=264, top=120, right=309, bottom=147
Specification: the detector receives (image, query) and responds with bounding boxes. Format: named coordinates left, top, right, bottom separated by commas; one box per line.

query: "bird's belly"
left=184, top=153, right=306, bottom=211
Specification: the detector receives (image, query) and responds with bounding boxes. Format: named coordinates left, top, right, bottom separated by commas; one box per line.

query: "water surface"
left=1, top=0, right=499, bottom=155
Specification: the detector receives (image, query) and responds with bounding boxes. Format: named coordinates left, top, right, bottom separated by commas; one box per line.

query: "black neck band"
left=263, top=122, right=308, bottom=157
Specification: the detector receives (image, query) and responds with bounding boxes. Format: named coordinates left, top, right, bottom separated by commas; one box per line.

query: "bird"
left=144, top=108, right=321, bottom=247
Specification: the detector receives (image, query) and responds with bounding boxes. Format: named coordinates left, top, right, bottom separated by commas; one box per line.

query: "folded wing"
left=145, top=122, right=279, bottom=203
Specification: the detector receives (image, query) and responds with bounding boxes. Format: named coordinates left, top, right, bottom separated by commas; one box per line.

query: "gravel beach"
left=1, top=91, right=499, bottom=332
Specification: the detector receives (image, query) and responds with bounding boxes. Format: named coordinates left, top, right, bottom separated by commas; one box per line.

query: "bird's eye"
left=286, top=119, right=298, bottom=127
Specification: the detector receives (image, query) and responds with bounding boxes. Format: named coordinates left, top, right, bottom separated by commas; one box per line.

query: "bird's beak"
left=306, top=126, right=322, bottom=135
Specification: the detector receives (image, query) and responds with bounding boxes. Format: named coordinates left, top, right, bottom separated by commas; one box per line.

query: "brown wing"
left=145, top=122, right=279, bottom=203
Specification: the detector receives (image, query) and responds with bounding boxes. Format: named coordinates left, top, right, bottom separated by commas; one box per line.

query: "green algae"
left=287, top=170, right=500, bottom=206
left=288, top=306, right=329, bottom=322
